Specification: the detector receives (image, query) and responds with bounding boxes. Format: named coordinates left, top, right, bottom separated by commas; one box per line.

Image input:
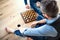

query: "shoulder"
left=40, top=24, right=57, bottom=31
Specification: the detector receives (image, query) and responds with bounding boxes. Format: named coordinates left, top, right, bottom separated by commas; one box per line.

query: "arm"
left=30, top=19, right=46, bottom=27
left=5, top=25, right=57, bottom=37
left=37, top=19, right=46, bottom=24
left=18, top=25, right=57, bottom=37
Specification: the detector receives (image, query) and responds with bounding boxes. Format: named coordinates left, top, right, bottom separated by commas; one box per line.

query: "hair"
left=41, top=0, right=59, bottom=18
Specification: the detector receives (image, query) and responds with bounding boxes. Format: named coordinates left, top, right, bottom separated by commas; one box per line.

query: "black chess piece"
left=17, top=24, right=21, bottom=27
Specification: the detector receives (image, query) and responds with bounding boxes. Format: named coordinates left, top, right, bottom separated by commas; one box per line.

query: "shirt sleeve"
left=22, top=25, right=57, bottom=37
left=24, top=0, right=28, bottom=5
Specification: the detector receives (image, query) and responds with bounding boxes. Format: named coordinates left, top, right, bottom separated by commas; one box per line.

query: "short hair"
left=41, top=0, right=59, bottom=18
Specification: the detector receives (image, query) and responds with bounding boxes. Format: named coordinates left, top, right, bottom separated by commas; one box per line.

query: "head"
left=40, top=0, right=59, bottom=19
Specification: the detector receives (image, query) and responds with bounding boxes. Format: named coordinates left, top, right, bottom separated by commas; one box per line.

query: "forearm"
left=32, top=19, right=46, bottom=25
left=20, top=25, right=57, bottom=37
left=13, top=25, right=57, bottom=37
left=37, top=19, right=46, bottom=24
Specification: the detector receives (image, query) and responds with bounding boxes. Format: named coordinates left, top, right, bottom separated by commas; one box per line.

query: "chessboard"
left=21, top=10, right=38, bottom=23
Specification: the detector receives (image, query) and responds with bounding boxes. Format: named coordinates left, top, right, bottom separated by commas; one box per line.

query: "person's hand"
left=25, top=5, right=30, bottom=9
left=36, top=2, right=40, bottom=8
left=31, top=21, right=38, bottom=28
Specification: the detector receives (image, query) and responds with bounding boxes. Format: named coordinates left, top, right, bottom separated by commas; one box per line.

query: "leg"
left=30, top=3, right=43, bottom=16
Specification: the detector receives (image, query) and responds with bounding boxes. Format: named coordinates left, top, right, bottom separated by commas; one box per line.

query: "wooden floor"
left=0, top=0, right=60, bottom=40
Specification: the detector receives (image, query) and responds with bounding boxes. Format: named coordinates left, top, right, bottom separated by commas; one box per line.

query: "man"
left=6, top=0, right=60, bottom=40
left=24, top=0, right=46, bottom=40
